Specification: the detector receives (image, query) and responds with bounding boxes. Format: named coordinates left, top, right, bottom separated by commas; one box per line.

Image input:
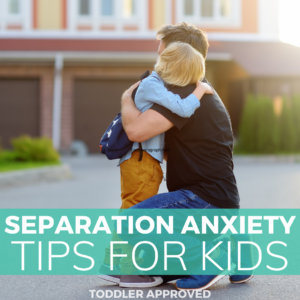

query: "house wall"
left=1, top=0, right=276, bottom=36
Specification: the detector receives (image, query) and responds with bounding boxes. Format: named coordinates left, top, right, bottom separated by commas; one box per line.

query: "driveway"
left=0, top=155, right=299, bottom=299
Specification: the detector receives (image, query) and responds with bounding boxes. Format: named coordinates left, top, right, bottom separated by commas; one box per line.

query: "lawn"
left=0, top=161, right=61, bottom=173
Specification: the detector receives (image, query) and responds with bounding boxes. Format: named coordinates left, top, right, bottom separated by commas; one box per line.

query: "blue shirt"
left=118, top=71, right=200, bottom=166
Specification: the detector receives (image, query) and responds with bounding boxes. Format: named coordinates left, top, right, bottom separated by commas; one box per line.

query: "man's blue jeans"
left=118, top=189, right=219, bottom=275
left=128, top=189, right=218, bottom=210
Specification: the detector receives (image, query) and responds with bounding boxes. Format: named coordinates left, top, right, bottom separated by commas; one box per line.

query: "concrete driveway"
left=0, top=155, right=299, bottom=300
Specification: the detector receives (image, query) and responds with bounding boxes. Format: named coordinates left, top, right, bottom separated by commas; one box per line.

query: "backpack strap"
left=138, top=142, right=143, bottom=161
left=136, top=71, right=151, bottom=162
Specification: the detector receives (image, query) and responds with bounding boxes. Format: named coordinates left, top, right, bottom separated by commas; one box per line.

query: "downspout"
left=52, top=53, right=64, bottom=150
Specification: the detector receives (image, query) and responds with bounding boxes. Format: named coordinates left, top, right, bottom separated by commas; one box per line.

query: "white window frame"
left=99, top=0, right=115, bottom=18
left=74, top=0, right=147, bottom=32
left=0, top=0, right=31, bottom=31
left=77, top=0, right=92, bottom=20
left=177, top=0, right=241, bottom=28
left=6, top=0, right=22, bottom=17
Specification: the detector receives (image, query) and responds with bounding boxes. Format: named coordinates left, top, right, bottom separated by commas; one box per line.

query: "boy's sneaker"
left=97, top=263, right=121, bottom=284
left=98, top=275, right=122, bottom=284
left=119, top=275, right=163, bottom=288
left=98, top=262, right=121, bottom=275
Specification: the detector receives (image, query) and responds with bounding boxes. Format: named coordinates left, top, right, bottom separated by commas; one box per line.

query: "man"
left=115, top=23, right=252, bottom=290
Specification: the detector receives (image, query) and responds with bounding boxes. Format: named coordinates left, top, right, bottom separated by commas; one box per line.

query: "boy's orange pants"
left=104, top=150, right=163, bottom=273
left=120, top=150, right=163, bottom=209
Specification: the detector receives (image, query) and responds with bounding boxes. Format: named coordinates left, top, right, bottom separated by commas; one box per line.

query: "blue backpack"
left=99, top=71, right=150, bottom=161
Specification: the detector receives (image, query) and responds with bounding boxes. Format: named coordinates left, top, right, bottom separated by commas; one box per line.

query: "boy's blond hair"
left=154, top=42, right=205, bottom=87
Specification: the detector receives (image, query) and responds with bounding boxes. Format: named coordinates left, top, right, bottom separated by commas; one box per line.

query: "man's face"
left=158, top=40, right=166, bottom=56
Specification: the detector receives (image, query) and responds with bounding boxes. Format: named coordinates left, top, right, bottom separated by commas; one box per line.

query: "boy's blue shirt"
left=118, top=71, right=200, bottom=166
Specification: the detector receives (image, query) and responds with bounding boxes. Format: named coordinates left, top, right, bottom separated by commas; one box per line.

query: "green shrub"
left=279, top=98, right=298, bottom=153
left=237, top=94, right=300, bottom=154
left=292, top=95, right=300, bottom=152
left=237, top=94, right=258, bottom=153
left=0, top=150, right=19, bottom=162
left=256, top=96, right=279, bottom=153
left=10, top=136, right=60, bottom=162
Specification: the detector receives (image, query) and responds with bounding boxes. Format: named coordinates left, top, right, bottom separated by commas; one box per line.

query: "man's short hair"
left=157, top=22, right=209, bottom=59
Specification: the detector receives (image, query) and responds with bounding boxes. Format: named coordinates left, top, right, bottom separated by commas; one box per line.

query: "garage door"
left=0, top=78, right=40, bottom=149
left=74, top=79, right=136, bottom=153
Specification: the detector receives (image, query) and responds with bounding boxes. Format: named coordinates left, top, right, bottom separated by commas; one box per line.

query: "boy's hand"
left=122, top=81, right=141, bottom=102
left=196, top=81, right=214, bottom=95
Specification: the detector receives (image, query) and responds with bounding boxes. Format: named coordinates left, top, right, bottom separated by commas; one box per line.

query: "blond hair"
left=154, top=42, right=205, bottom=87
left=157, top=22, right=209, bottom=59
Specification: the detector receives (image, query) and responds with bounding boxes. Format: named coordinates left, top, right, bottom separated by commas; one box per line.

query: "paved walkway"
left=0, top=155, right=299, bottom=299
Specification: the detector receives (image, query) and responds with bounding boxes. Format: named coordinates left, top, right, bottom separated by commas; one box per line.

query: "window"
left=123, top=0, right=136, bottom=18
left=8, top=0, right=20, bottom=15
left=101, top=0, right=114, bottom=16
left=182, top=0, right=239, bottom=26
left=201, top=0, right=213, bottom=17
left=79, top=0, right=90, bottom=16
left=220, top=0, right=231, bottom=17
left=184, top=0, right=193, bottom=15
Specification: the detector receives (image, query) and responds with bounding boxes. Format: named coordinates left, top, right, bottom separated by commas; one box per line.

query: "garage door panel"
left=74, top=79, right=136, bottom=153
left=0, top=79, right=40, bottom=149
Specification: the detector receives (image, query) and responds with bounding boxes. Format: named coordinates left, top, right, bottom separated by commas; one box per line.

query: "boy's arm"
left=142, top=78, right=213, bottom=118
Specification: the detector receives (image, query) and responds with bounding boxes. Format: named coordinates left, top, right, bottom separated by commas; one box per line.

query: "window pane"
left=201, top=0, right=213, bottom=17
left=220, top=0, right=231, bottom=17
left=101, top=0, right=114, bottom=16
left=9, top=0, right=20, bottom=14
left=184, top=0, right=194, bottom=16
left=79, top=0, right=90, bottom=15
left=123, top=0, right=136, bottom=17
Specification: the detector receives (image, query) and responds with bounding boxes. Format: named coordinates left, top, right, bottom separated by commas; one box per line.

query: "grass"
left=0, top=161, right=61, bottom=173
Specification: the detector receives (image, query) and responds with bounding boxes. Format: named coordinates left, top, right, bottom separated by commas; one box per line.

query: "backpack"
left=99, top=71, right=150, bottom=161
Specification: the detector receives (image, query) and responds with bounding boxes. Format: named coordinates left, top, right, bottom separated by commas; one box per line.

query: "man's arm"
left=121, top=82, right=174, bottom=143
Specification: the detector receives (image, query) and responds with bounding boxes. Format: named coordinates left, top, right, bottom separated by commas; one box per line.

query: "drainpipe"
left=52, top=54, right=64, bottom=150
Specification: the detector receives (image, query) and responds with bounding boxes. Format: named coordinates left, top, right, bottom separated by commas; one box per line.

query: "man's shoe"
left=229, top=234, right=254, bottom=284
left=175, top=274, right=226, bottom=291
left=229, top=274, right=254, bottom=284
left=119, top=275, right=163, bottom=288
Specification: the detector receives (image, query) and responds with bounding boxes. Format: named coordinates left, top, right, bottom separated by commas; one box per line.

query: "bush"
left=236, top=94, right=258, bottom=153
left=10, top=136, right=60, bottom=162
left=279, top=98, right=298, bottom=152
left=292, top=95, right=300, bottom=152
left=256, top=96, right=279, bottom=153
left=237, top=94, right=300, bottom=154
